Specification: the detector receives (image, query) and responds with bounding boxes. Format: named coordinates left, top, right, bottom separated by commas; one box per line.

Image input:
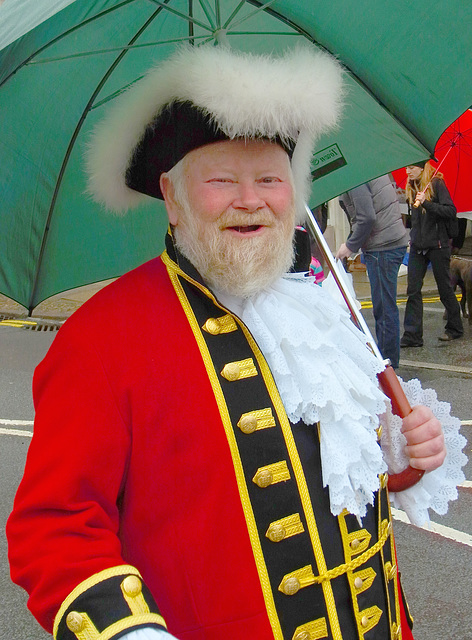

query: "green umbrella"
left=1, top=0, right=471, bottom=314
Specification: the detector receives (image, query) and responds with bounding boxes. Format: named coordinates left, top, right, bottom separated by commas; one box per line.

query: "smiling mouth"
left=228, top=225, right=264, bottom=233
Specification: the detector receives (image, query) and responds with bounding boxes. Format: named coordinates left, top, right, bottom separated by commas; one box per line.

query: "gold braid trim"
left=314, top=520, right=391, bottom=584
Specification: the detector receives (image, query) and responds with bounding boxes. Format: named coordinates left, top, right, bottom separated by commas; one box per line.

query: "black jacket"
left=409, top=177, right=456, bottom=250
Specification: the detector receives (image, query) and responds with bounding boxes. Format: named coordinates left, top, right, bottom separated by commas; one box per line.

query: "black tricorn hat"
left=126, top=101, right=295, bottom=200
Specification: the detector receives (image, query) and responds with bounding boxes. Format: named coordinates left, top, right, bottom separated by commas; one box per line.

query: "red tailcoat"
left=7, top=238, right=413, bottom=640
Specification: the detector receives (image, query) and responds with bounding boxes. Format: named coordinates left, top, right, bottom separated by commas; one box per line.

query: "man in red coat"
left=7, top=44, right=450, bottom=640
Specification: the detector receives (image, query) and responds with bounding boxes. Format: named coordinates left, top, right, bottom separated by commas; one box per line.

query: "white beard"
left=173, top=202, right=296, bottom=298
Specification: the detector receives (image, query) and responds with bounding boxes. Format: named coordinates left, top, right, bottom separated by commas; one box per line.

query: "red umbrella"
left=393, top=108, right=472, bottom=214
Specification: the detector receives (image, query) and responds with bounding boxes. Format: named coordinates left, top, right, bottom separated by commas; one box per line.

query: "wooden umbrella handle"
left=377, top=364, right=425, bottom=492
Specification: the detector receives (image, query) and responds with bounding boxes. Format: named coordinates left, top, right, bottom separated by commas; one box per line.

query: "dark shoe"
left=400, top=338, right=423, bottom=348
left=438, top=333, right=462, bottom=342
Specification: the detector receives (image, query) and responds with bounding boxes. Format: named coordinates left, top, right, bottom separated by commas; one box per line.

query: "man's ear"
left=160, top=173, right=180, bottom=226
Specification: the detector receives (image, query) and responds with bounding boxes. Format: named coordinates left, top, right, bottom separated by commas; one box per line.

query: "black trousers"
left=403, top=246, right=463, bottom=341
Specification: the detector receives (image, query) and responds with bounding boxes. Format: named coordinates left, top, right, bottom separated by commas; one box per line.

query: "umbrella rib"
left=27, top=2, right=173, bottom=314
left=0, top=0, right=137, bottom=88
left=188, top=0, right=195, bottom=45
left=146, top=0, right=213, bottom=31
left=196, top=0, right=217, bottom=29
left=223, top=1, right=246, bottom=29
left=227, top=0, right=277, bottom=30
left=227, top=30, right=300, bottom=36
left=25, top=35, right=210, bottom=65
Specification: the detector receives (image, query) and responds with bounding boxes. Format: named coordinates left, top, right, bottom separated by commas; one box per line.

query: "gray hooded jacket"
left=340, top=175, right=409, bottom=252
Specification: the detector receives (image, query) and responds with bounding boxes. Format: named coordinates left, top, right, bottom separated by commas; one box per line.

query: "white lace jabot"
left=215, top=274, right=466, bottom=524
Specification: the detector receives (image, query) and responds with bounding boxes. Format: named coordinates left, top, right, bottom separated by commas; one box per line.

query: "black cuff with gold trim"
left=53, top=565, right=167, bottom=640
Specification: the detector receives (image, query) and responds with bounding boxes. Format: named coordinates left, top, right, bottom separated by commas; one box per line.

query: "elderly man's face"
left=160, top=139, right=297, bottom=297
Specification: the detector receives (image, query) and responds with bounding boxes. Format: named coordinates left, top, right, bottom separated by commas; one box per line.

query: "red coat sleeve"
left=6, top=319, right=150, bottom=633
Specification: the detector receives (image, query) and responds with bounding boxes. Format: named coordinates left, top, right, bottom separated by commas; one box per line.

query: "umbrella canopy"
left=394, top=108, right=472, bottom=215
left=1, top=0, right=472, bottom=313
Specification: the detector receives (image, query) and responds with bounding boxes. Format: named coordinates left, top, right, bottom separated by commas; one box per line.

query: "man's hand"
left=335, top=243, right=353, bottom=260
left=401, top=405, right=446, bottom=472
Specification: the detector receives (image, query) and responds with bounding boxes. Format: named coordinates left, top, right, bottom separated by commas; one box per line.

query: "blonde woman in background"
left=400, top=161, right=463, bottom=346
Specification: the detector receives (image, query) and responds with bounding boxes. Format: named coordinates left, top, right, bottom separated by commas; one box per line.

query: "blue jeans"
left=363, top=247, right=407, bottom=368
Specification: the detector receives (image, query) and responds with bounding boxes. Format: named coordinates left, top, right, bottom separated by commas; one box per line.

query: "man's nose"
left=233, top=181, right=265, bottom=211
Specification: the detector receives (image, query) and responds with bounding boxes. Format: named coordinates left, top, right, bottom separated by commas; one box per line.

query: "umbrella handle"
left=303, top=204, right=424, bottom=492
left=377, top=364, right=425, bottom=492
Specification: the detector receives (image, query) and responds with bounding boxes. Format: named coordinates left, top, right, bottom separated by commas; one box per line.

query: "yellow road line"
left=361, top=293, right=461, bottom=310
left=0, top=319, right=37, bottom=327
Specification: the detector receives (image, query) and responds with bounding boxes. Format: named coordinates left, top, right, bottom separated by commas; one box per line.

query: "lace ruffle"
left=238, top=276, right=388, bottom=519
left=380, top=377, right=467, bottom=526
left=216, top=275, right=466, bottom=523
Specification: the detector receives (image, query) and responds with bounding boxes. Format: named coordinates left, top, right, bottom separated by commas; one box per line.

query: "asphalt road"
left=0, top=296, right=471, bottom=640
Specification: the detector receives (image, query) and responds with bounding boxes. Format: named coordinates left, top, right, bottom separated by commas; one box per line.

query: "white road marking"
left=0, top=427, right=33, bottom=437
left=400, top=359, right=472, bottom=375
left=0, top=419, right=34, bottom=437
left=392, top=507, right=472, bottom=547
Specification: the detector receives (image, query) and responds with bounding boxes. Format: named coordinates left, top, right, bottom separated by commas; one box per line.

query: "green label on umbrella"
left=311, top=144, right=347, bottom=180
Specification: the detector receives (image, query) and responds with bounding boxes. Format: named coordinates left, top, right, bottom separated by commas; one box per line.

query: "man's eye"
left=260, top=177, right=280, bottom=183
left=209, top=178, right=233, bottom=183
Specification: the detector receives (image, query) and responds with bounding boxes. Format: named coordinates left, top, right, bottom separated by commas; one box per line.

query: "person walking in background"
left=400, top=161, right=463, bottom=346
left=336, top=175, right=408, bottom=369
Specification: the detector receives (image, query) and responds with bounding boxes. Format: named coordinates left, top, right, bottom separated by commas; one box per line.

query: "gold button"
left=238, top=414, right=258, bottom=434
left=221, top=362, right=240, bottom=381
left=350, top=538, right=361, bottom=550
left=387, top=563, right=397, bottom=581
left=354, top=577, right=363, bottom=589
left=282, top=577, right=301, bottom=595
left=66, top=612, right=85, bottom=633
left=386, top=521, right=393, bottom=536
left=122, top=575, right=142, bottom=597
left=293, top=631, right=310, bottom=640
left=376, top=425, right=383, bottom=440
left=203, top=318, right=221, bottom=335
left=361, top=616, right=369, bottom=628
left=254, top=469, right=273, bottom=488
left=392, top=622, right=401, bottom=639
left=267, top=523, right=286, bottom=542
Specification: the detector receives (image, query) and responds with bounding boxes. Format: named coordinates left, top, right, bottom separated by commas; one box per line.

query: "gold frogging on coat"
left=202, top=314, right=238, bottom=335
left=237, top=408, right=276, bottom=434
left=252, top=460, right=291, bottom=488
left=120, top=575, right=150, bottom=616
left=221, top=358, right=257, bottom=381
left=358, top=605, right=383, bottom=634
left=292, top=617, right=329, bottom=639
left=279, top=565, right=316, bottom=595
left=266, top=513, right=305, bottom=542
left=66, top=611, right=99, bottom=640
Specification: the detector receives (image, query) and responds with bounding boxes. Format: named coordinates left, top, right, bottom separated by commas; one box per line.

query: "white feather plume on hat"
left=86, top=44, right=344, bottom=216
